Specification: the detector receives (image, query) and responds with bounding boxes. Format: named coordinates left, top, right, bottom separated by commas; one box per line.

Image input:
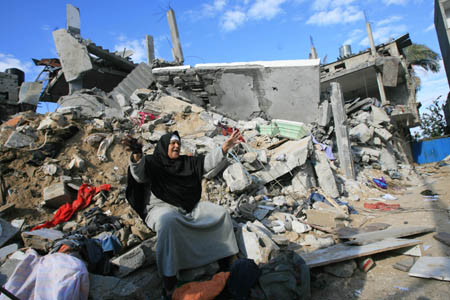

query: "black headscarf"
left=127, top=131, right=205, bottom=214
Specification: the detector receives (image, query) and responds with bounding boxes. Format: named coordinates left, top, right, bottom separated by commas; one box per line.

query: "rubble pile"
left=0, top=80, right=441, bottom=299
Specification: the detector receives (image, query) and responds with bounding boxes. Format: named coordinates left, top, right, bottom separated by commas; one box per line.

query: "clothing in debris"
left=127, top=132, right=238, bottom=277
left=32, top=183, right=111, bottom=231
left=172, top=272, right=230, bottom=300
left=0, top=249, right=89, bottom=300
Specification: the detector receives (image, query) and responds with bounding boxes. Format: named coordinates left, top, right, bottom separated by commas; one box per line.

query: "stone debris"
left=0, top=10, right=438, bottom=298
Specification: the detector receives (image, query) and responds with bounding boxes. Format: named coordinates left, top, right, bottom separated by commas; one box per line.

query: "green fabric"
left=258, top=250, right=310, bottom=300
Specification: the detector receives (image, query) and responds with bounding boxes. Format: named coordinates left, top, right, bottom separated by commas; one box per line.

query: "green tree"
left=414, top=96, right=447, bottom=140
left=403, top=44, right=441, bottom=91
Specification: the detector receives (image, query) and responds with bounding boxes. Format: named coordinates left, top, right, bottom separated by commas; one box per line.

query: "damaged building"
left=0, top=3, right=449, bottom=300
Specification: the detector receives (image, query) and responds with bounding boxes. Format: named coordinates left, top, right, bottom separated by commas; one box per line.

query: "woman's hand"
left=222, top=130, right=242, bottom=154
left=121, top=135, right=143, bottom=162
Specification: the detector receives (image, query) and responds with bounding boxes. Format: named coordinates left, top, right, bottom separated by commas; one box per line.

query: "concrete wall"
left=435, top=0, right=450, bottom=88
left=153, top=59, right=320, bottom=123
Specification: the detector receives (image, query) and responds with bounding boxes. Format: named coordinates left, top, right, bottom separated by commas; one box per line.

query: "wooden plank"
left=409, top=257, right=450, bottom=281
left=433, top=232, right=450, bottom=246
left=340, top=226, right=435, bottom=245
left=300, top=238, right=421, bottom=268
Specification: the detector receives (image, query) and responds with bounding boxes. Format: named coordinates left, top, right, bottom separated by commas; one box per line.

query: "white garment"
left=0, top=249, right=89, bottom=300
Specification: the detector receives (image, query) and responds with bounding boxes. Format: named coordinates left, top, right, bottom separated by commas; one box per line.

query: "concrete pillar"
left=146, top=34, right=155, bottom=65
left=66, top=4, right=80, bottom=36
left=167, top=8, right=184, bottom=64
left=330, top=82, right=355, bottom=180
left=366, top=21, right=388, bottom=106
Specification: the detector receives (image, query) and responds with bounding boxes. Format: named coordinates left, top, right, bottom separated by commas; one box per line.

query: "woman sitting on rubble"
left=123, top=130, right=240, bottom=299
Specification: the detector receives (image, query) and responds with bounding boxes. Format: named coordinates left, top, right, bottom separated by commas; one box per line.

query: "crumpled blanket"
left=0, top=249, right=89, bottom=300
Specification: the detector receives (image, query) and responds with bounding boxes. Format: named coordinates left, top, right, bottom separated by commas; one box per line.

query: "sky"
left=0, top=0, right=448, bottom=122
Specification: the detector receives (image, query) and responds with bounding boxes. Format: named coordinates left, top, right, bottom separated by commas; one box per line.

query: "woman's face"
left=167, top=140, right=180, bottom=159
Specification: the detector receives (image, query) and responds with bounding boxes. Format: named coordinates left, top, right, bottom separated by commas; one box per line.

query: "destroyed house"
left=320, top=34, right=420, bottom=128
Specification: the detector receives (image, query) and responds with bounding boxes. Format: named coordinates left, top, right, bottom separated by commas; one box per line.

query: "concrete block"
left=371, top=105, right=390, bottom=125
left=324, top=260, right=357, bottom=278
left=305, top=209, right=348, bottom=229
left=313, top=149, right=339, bottom=198
left=43, top=182, right=75, bottom=208
left=21, top=229, right=64, bottom=251
left=374, top=127, right=392, bottom=142
left=4, top=131, right=35, bottom=148
left=53, top=29, right=92, bottom=82
left=223, top=163, right=252, bottom=193
left=57, top=93, right=106, bottom=118
left=349, top=123, right=373, bottom=143
left=111, top=236, right=156, bottom=278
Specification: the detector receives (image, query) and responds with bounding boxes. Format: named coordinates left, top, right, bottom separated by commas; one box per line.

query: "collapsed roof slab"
left=194, top=59, right=320, bottom=123
left=53, top=29, right=92, bottom=82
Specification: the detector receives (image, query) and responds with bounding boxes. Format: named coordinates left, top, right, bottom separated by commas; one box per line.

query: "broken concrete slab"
left=255, top=137, right=312, bottom=184
left=111, top=236, right=156, bottom=278
left=0, top=218, right=20, bottom=248
left=409, top=256, right=450, bottom=281
left=349, top=123, right=373, bottom=143
left=21, top=229, right=64, bottom=251
left=312, top=149, right=340, bottom=198
left=341, top=225, right=435, bottom=245
left=18, top=82, right=43, bottom=105
left=57, top=93, right=106, bottom=118
left=380, top=144, right=398, bottom=172
left=43, top=182, right=76, bottom=208
left=53, top=29, right=92, bottom=82
left=286, top=160, right=317, bottom=196
left=89, top=265, right=161, bottom=300
left=305, top=209, right=348, bottom=229
left=371, top=105, right=390, bottom=125
left=4, top=131, right=36, bottom=148
left=0, top=243, right=19, bottom=261
left=222, top=163, right=252, bottom=193
left=301, top=238, right=422, bottom=268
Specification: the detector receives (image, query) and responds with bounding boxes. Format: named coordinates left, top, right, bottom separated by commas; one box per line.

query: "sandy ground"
left=310, top=163, right=450, bottom=300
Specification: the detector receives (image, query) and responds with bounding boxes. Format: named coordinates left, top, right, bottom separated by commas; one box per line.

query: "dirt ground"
left=310, top=162, right=450, bottom=300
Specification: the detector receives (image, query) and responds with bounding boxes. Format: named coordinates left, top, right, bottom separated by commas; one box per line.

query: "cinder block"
left=43, top=183, right=76, bottom=208
left=111, top=237, right=156, bottom=278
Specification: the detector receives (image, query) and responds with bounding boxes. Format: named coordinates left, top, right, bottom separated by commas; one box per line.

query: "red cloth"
left=173, top=272, right=230, bottom=300
left=219, top=125, right=245, bottom=142
left=32, top=183, right=110, bottom=231
left=364, top=202, right=400, bottom=211
left=138, top=112, right=157, bottom=126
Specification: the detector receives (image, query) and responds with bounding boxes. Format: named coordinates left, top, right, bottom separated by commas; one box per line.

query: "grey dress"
left=129, top=147, right=239, bottom=277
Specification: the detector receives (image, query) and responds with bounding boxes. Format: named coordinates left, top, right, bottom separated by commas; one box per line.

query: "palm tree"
left=403, top=43, right=441, bottom=90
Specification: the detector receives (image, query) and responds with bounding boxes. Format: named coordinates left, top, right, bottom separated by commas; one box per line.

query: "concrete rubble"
left=0, top=4, right=447, bottom=300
